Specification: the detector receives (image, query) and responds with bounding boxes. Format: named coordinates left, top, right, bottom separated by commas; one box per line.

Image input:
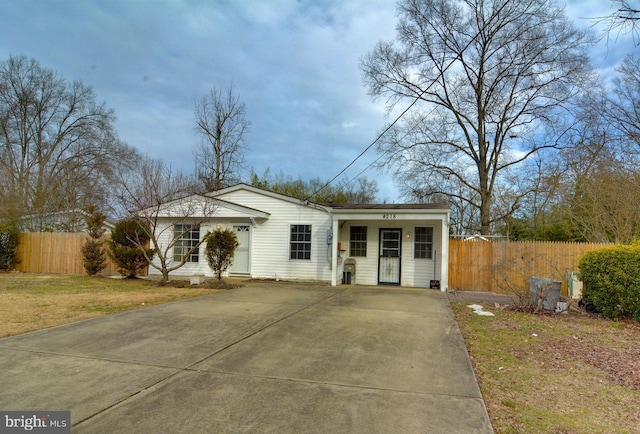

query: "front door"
left=230, top=224, right=250, bottom=275
left=378, top=229, right=401, bottom=285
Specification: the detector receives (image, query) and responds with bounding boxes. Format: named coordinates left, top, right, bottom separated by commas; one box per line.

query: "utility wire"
left=312, top=86, right=428, bottom=198
left=344, top=107, right=436, bottom=188
left=310, top=1, right=510, bottom=200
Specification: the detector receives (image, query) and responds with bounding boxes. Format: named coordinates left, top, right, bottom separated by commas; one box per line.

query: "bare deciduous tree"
left=0, top=55, right=138, bottom=222
left=559, top=125, right=640, bottom=243
left=361, top=0, right=594, bottom=234
left=608, top=55, right=640, bottom=147
left=595, top=0, right=640, bottom=45
left=194, top=83, right=250, bottom=192
left=115, top=158, right=218, bottom=284
left=521, top=85, right=640, bottom=243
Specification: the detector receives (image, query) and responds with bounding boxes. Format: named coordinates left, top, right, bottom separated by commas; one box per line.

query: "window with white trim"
left=414, top=227, right=433, bottom=259
left=349, top=226, right=367, bottom=257
left=290, top=224, right=312, bottom=260
left=173, top=224, right=200, bottom=263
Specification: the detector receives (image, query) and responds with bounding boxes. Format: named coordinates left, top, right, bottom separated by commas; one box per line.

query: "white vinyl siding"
left=338, top=220, right=444, bottom=287
left=338, top=222, right=378, bottom=285
left=403, top=223, right=442, bottom=287
left=149, top=221, right=212, bottom=277
left=147, top=185, right=449, bottom=288
left=215, top=189, right=333, bottom=281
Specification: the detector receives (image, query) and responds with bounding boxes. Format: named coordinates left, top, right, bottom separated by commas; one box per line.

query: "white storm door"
left=230, top=224, right=251, bottom=274
left=378, top=229, right=401, bottom=284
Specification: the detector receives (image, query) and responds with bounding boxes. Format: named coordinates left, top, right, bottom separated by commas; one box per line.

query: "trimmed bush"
left=579, top=243, right=640, bottom=320
left=0, top=221, right=20, bottom=270
left=106, top=219, right=155, bottom=278
left=204, top=228, right=239, bottom=281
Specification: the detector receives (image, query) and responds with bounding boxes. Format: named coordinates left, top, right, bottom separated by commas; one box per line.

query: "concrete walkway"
left=0, top=283, right=493, bottom=433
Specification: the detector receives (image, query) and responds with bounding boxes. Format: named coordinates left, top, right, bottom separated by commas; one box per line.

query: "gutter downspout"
left=331, top=214, right=339, bottom=286
left=440, top=212, right=450, bottom=292
left=302, top=199, right=338, bottom=286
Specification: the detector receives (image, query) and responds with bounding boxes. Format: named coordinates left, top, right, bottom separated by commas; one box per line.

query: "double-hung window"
left=290, top=224, right=312, bottom=260
left=414, top=227, right=433, bottom=259
left=174, top=224, right=200, bottom=263
left=349, top=226, right=367, bottom=257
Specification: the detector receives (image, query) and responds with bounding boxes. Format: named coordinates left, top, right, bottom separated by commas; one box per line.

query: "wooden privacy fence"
left=15, top=232, right=120, bottom=276
left=448, top=239, right=614, bottom=295
left=14, top=233, right=613, bottom=291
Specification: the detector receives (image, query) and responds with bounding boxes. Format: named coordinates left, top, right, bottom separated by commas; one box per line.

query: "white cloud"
left=0, top=0, right=634, bottom=203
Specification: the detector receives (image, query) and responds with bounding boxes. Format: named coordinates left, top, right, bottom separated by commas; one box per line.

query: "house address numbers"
left=382, top=213, right=397, bottom=219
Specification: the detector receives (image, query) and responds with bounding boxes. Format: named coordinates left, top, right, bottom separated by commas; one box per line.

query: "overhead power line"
left=310, top=0, right=511, bottom=200
left=317, top=88, right=427, bottom=193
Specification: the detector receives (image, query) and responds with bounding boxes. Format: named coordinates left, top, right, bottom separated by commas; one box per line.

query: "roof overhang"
left=212, top=198, right=270, bottom=219
left=147, top=195, right=270, bottom=220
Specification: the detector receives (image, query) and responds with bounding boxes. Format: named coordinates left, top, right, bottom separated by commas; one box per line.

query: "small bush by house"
left=204, top=228, right=239, bottom=281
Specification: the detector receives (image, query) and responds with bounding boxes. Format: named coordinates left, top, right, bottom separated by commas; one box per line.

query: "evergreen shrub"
left=107, top=219, right=155, bottom=278
left=0, top=221, right=20, bottom=270
left=579, top=242, right=640, bottom=320
left=204, top=228, right=238, bottom=281
left=81, top=206, right=107, bottom=276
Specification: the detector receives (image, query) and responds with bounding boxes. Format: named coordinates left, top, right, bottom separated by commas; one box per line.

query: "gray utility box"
left=343, top=258, right=356, bottom=284
left=529, top=277, right=562, bottom=310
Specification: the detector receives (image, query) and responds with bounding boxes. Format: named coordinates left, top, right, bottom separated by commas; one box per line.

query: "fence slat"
left=448, top=240, right=613, bottom=295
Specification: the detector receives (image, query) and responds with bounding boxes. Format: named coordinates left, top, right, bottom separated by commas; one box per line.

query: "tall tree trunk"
left=480, top=193, right=492, bottom=235
left=215, top=115, right=222, bottom=191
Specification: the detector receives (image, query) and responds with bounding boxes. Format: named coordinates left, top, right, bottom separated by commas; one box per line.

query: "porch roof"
left=328, top=203, right=449, bottom=210
left=329, top=203, right=450, bottom=221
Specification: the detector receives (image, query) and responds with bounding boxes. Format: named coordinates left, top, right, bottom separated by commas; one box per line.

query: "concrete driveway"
left=0, top=282, right=493, bottom=433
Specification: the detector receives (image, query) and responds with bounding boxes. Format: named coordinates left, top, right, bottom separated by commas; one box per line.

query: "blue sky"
left=0, top=0, right=637, bottom=202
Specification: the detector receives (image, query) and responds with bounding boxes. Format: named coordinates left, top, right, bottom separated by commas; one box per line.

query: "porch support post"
left=440, top=216, right=449, bottom=292
left=331, top=218, right=339, bottom=286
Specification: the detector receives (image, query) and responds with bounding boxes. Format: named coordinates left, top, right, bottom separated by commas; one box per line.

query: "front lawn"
left=452, top=303, right=640, bottom=434
left=0, top=273, right=226, bottom=338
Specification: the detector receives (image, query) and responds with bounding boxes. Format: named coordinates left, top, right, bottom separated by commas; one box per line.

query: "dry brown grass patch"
left=0, top=273, right=227, bottom=338
left=453, top=303, right=640, bottom=433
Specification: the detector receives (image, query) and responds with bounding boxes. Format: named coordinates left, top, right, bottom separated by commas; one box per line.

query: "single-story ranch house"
left=148, top=184, right=450, bottom=290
